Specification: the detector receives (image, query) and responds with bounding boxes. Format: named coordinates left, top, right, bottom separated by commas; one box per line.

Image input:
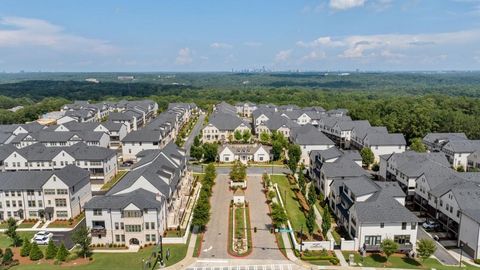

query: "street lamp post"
left=459, top=242, right=464, bottom=268
left=300, top=225, right=304, bottom=254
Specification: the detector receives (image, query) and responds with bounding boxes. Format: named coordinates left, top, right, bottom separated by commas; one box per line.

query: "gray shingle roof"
left=381, top=151, right=450, bottom=178
left=443, top=140, right=480, bottom=153
left=365, top=132, right=406, bottom=146
left=321, top=157, right=369, bottom=178
left=122, top=129, right=161, bottom=143
left=423, top=133, right=468, bottom=145
left=84, top=189, right=164, bottom=210
left=291, top=124, right=334, bottom=145
left=208, top=112, right=248, bottom=131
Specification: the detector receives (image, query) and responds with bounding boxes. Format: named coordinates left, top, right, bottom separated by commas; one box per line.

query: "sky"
left=0, top=0, right=480, bottom=72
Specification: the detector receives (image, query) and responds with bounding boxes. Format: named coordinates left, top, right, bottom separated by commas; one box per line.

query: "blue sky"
left=0, top=0, right=480, bottom=71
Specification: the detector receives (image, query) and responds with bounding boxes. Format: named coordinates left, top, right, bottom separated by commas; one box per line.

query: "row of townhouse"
left=59, top=100, right=158, bottom=128
left=202, top=111, right=251, bottom=143
left=10, top=130, right=110, bottom=149
left=1, top=143, right=117, bottom=185
left=422, top=132, right=480, bottom=170
left=318, top=116, right=406, bottom=162
left=379, top=149, right=480, bottom=259
left=0, top=165, right=92, bottom=221
left=85, top=142, right=193, bottom=247
left=0, top=122, right=45, bottom=146
left=309, top=147, right=420, bottom=252
left=121, top=103, right=197, bottom=161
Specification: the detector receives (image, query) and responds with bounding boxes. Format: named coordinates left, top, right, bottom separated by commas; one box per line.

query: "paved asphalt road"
left=50, top=218, right=86, bottom=250
left=417, top=227, right=458, bottom=265
left=200, top=174, right=231, bottom=259
left=245, top=175, right=286, bottom=260
left=185, top=114, right=205, bottom=156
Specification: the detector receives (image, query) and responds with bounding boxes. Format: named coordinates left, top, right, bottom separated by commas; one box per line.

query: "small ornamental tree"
left=242, top=130, right=251, bottom=143
left=271, top=141, right=283, bottom=161
left=55, top=243, right=69, bottom=262
left=202, top=143, right=218, bottom=162
left=360, top=147, right=375, bottom=168
left=5, top=217, right=21, bottom=247
left=190, top=145, right=203, bottom=161
left=298, top=171, right=306, bottom=195
left=308, top=185, right=317, bottom=206
left=3, top=248, right=13, bottom=264
left=260, top=132, right=270, bottom=143
left=321, top=207, right=331, bottom=238
left=72, top=225, right=92, bottom=258
left=416, top=239, right=436, bottom=261
left=29, top=242, right=44, bottom=261
left=287, top=144, right=302, bottom=174
left=409, top=138, right=427, bottom=152
left=193, top=135, right=201, bottom=147
left=20, top=236, right=31, bottom=257
left=380, top=239, right=398, bottom=261
left=306, top=207, right=316, bottom=237
left=234, top=130, right=242, bottom=141
left=271, top=203, right=288, bottom=227
left=45, top=239, right=58, bottom=260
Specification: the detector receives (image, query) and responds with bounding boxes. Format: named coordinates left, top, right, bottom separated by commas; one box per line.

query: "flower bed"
left=228, top=203, right=252, bottom=257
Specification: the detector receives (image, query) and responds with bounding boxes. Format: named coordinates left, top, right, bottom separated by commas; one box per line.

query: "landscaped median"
left=228, top=201, right=252, bottom=257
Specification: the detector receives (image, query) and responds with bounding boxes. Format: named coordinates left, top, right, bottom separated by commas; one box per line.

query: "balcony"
left=91, top=228, right=107, bottom=237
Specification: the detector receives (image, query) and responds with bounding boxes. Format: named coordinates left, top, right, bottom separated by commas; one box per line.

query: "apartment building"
left=85, top=143, right=192, bottom=247
left=202, top=112, right=251, bottom=143
left=2, top=143, right=117, bottom=185
left=290, top=124, right=335, bottom=165
left=0, top=165, right=91, bottom=221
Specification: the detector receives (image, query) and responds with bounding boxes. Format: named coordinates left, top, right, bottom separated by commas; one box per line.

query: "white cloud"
left=0, top=16, right=118, bottom=54
left=330, top=0, right=366, bottom=10
left=274, top=50, right=292, bottom=62
left=301, top=51, right=326, bottom=61
left=210, top=42, right=232, bottom=49
left=175, top=48, right=193, bottom=65
left=296, top=36, right=344, bottom=48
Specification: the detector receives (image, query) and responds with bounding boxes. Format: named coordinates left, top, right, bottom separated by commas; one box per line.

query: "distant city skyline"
left=1, top=0, right=480, bottom=72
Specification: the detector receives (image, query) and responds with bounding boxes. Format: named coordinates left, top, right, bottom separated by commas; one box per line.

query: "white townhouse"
left=3, top=143, right=117, bottom=185
left=218, top=144, right=271, bottom=164
left=0, top=123, right=45, bottom=146
left=441, top=140, right=480, bottom=169
left=308, top=148, right=362, bottom=174
left=329, top=176, right=419, bottom=252
left=0, top=165, right=91, bottom=221
left=362, top=132, right=406, bottom=163
left=422, top=133, right=468, bottom=152
left=255, top=114, right=297, bottom=138
left=85, top=143, right=193, bottom=247
left=379, top=151, right=450, bottom=199
left=49, top=121, right=128, bottom=149
left=235, top=102, right=257, bottom=117
left=310, top=154, right=369, bottom=198
left=202, top=112, right=251, bottom=143
left=252, top=107, right=276, bottom=127
left=10, top=131, right=110, bottom=149
left=467, top=150, right=480, bottom=171
left=109, top=111, right=142, bottom=132
left=290, top=124, right=335, bottom=165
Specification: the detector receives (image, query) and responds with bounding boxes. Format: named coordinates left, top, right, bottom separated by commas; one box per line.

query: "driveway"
left=245, top=175, right=285, bottom=260
left=417, top=227, right=458, bottom=265
left=185, top=114, right=205, bottom=156
left=51, top=218, right=86, bottom=250
left=200, top=174, right=231, bottom=259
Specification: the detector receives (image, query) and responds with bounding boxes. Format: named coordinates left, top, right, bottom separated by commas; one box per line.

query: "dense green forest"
left=0, top=72, right=480, bottom=142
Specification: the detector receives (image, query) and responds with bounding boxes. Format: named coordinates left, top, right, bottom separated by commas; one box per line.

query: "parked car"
left=31, top=231, right=53, bottom=245
left=422, top=220, right=440, bottom=230
left=122, top=160, right=134, bottom=166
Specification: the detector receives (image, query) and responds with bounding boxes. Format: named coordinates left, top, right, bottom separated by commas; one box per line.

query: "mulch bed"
left=12, top=247, right=92, bottom=267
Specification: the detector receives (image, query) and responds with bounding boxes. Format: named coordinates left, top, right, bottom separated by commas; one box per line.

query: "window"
left=38, top=200, right=42, bottom=207
left=401, top=222, right=407, bottom=230
left=93, top=209, right=102, bottom=216
left=18, top=201, right=22, bottom=207
left=120, top=222, right=124, bottom=230
left=55, top=199, right=67, bottom=207
left=394, top=235, right=411, bottom=244
left=364, top=235, right=381, bottom=246
left=17, top=191, right=21, bottom=196
left=151, top=222, right=155, bottom=230
left=29, top=211, right=38, bottom=217
left=121, top=235, right=125, bottom=242
left=115, top=222, right=119, bottom=230
left=10, top=191, right=15, bottom=197
left=115, top=235, right=120, bottom=242
left=27, top=200, right=36, bottom=207
left=27, top=190, right=34, bottom=196
left=125, top=225, right=142, bottom=232
left=145, top=222, right=149, bottom=230
left=151, top=234, right=156, bottom=242
left=122, top=210, right=142, bottom=218
left=5, top=201, right=10, bottom=207
left=457, top=211, right=461, bottom=218
left=56, top=211, right=68, bottom=218
left=5, top=192, right=8, bottom=197
left=44, top=189, right=55, bottom=195
left=146, top=235, right=150, bottom=242
left=56, top=189, right=68, bottom=195
left=411, top=223, right=416, bottom=230
left=11, top=201, right=16, bottom=207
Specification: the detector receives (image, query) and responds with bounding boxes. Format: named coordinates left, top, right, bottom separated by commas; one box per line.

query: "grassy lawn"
left=271, top=175, right=318, bottom=238
left=342, top=251, right=480, bottom=270
left=234, top=207, right=245, bottom=239
left=10, top=242, right=187, bottom=270
left=192, top=233, right=203, bottom=257
left=164, top=229, right=186, bottom=238
left=0, top=232, right=36, bottom=249
left=17, top=221, right=37, bottom=229
left=100, top=170, right=128, bottom=191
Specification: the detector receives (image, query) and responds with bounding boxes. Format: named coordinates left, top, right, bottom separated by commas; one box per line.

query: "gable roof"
left=84, top=188, right=164, bottom=210
left=208, top=112, right=248, bottom=131
left=291, top=124, right=334, bottom=145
